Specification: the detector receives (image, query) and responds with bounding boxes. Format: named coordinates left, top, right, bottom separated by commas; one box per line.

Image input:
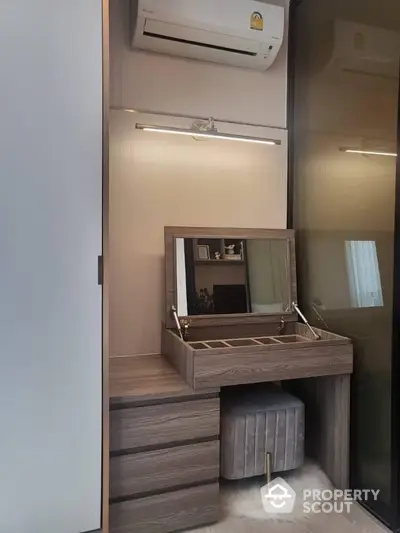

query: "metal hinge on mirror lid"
left=171, top=306, right=191, bottom=341
left=292, top=302, right=321, bottom=340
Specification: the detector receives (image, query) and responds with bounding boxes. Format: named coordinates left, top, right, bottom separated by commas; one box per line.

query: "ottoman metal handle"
left=266, top=452, right=272, bottom=484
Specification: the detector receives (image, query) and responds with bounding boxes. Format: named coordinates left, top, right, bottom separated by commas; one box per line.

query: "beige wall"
left=110, top=0, right=290, bottom=356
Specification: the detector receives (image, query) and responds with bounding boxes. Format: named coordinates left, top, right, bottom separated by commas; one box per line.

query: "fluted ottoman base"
left=220, top=383, right=305, bottom=480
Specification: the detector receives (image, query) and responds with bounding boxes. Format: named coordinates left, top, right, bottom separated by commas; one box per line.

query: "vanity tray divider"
left=189, top=336, right=285, bottom=349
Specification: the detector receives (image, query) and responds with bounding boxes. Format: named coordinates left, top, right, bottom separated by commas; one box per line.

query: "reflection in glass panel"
left=175, top=238, right=290, bottom=317
left=345, top=241, right=384, bottom=308
left=291, top=0, right=400, bottom=516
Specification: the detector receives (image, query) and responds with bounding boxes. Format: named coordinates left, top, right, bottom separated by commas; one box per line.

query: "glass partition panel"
left=291, top=0, right=400, bottom=523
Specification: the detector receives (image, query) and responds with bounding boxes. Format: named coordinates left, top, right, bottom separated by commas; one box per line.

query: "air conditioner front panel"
left=132, top=0, right=284, bottom=71
left=142, top=19, right=262, bottom=55
left=138, top=0, right=283, bottom=41
left=136, top=28, right=280, bottom=69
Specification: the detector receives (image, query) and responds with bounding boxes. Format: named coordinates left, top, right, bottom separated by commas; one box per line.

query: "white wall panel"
left=0, top=1, right=103, bottom=532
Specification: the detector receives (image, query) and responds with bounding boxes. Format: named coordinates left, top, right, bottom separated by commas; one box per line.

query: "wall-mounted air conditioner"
left=316, top=20, right=400, bottom=79
left=131, top=0, right=284, bottom=71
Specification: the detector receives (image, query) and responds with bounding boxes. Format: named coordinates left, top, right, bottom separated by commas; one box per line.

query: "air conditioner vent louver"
left=143, top=31, right=258, bottom=57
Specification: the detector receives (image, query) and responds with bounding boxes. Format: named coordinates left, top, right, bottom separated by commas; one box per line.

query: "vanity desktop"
left=109, top=227, right=353, bottom=533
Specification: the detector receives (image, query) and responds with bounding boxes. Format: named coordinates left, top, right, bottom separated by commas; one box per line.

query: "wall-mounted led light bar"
left=339, top=147, right=397, bottom=157
left=135, top=123, right=282, bottom=146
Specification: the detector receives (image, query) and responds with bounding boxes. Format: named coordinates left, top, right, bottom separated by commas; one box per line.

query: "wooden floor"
left=189, top=503, right=389, bottom=533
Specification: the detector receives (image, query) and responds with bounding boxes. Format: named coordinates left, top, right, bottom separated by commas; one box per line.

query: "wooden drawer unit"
left=110, top=440, right=219, bottom=499
left=110, top=482, right=219, bottom=533
left=110, top=397, right=220, bottom=452
left=109, top=355, right=221, bottom=533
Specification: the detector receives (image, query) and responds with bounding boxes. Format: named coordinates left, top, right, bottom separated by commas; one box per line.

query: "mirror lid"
left=164, top=226, right=298, bottom=329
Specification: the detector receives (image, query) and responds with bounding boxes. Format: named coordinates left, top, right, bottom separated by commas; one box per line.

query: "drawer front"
left=194, top=345, right=353, bottom=388
left=110, top=440, right=219, bottom=498
left=110, top=482, right=219, bottom=533
left=110, top=398, right=220, bottom=452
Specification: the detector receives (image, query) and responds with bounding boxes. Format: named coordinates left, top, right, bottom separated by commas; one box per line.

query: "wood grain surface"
left=109, top=482, right=219, bottom=533
left=194, top=344, right=353, bottom=388
left=287, top=374, right=351, bottom=489
left=110, top=440, right=219, bottom=499
left=162, top=327, right=194, bottom=388
left=110, top=398, right=220, bottom=452
left=296, top=323, right=352, bottom=342
left=109, top=353, right=218, bottom=401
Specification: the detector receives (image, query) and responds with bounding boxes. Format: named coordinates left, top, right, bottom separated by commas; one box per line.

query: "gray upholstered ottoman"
left=220, top=383, right=305, bottom=480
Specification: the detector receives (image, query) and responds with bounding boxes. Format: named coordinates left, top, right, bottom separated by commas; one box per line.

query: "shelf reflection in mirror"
left=175, top=237, right=292, bottom=317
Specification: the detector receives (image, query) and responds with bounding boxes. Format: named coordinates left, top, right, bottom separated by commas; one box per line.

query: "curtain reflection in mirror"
left=246, top=240, right=289, bottom=313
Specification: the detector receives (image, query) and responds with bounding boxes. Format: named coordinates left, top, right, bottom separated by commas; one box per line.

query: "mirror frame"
left=164, top=227, right=298, bottom=329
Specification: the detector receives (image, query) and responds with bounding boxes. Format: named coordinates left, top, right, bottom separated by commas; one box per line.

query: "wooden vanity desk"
left=109, top=227, right=354, bottom=533
left=162, top=227, right=353, bottom=490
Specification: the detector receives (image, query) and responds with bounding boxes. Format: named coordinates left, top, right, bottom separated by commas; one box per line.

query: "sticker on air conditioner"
left=250, top=11, right=264, bottom=31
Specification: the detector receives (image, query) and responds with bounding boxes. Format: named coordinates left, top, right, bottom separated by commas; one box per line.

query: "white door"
left=0, top=1, right=103, bottom=532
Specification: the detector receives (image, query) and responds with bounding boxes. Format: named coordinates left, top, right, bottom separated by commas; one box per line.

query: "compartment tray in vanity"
left=162, top=323, right=353, bottom=389
left=189, top=334, right=309, bottom=350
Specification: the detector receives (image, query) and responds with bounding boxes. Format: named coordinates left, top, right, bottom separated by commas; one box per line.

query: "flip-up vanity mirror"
left=162, top=227, right=353, bottom=391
